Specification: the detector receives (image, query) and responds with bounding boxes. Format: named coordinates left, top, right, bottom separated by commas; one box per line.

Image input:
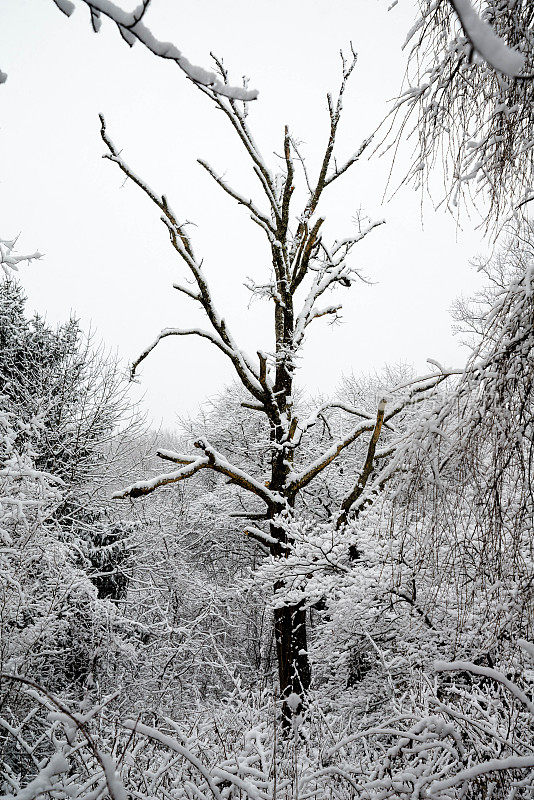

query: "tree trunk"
left=273, top=601, right=311, bottom=723
left=269, top=487, right=311, bottom=726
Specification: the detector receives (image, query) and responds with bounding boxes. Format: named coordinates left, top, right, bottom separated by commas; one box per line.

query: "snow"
left=451, top=0, right=526, bottom=76
left=518, top=639, right=534, bottom=660
left=51, top=0, right=75, bottom=16
left=70, top=0, right=258, bottom=100
left=123, top=720, right=224, bottom=800
left=285, top=692, right=301, bottom=712
left=10, top=752, right=69, bottom=800
left=435, top=658, right=534, bottom=715
left=100, top=753, right=128, bottom=800
left=432, top=754, right=534, bottom=792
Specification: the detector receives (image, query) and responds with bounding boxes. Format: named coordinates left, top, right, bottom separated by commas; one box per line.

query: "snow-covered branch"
left=336, top=398, right=387, bottom=528
left=434, top=658, right=534, bottom=716
left=0, top=238, right=42, bottom=276
left=288, top=419, right=376, bottom=495
left=386, top=0, right=534, bottom=221
left=130, top=326, right=232, bottom=380
left=197, top=159, right=274, bottom=234
left=99, top=115, right=265, bottom=401
left=294, top=402, right=374, bottom=446
left=448, top=0, right=530, bottom=78
left=50, top=0, right=258, bottom=100
left=115, top=438, right=278, bottom=505
left=324, top=135, right=374, bottom=187
left=112, top=455, right=209, bottom=499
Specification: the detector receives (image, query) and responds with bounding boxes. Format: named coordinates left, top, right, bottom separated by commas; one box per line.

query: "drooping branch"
left=50, top=0, right=258, bottom=100
left=386, top=369, right=463, bottom=419
left=122, top=719, right=225, bottom=800
left=448, top=0, right=530, bottom=78
left=130, top=326, right=232, bottom=380
left=434, top=657, right=534, bottom=715
left=383, top=0, right=534, bottom=222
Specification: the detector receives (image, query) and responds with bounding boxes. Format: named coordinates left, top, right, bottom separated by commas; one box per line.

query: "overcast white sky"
left=1, top=0, right=488, bottom=427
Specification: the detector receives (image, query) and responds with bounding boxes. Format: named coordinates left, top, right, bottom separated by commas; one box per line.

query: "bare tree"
left=102, top=50, right=455, bottom=722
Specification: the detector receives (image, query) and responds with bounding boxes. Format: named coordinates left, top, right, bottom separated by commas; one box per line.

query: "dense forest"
left=1, top=1, right=534, bottom=799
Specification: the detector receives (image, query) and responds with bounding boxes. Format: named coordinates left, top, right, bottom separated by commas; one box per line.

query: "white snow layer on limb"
left=449, top=0, right=528, bottom=77
left=51, top=0, right=259, bottom=101
left=518, top=639, right=534, bottom=660
left=434, top=658, right=534, bottom=715
left=123, top=720, right=224, bottom=800
left=432, top=755, right=534, bottom=793
left=112, top=456, right=208, bottom=498
left=0, top=239, right=42, bottom=276
left=9, top=751, right=70, bottom=800
left=100, top=753, right=129, bottom=800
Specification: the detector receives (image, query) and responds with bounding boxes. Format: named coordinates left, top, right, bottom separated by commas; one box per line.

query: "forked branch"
left=99, top=114, right=266, bottom=402
left=114, top=438, right=278, bottom=506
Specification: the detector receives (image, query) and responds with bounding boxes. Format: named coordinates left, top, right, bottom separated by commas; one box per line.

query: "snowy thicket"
left=2, top=641, right=533, bottom=799
left=0, top=267, right=143, bottom=753
left=2, top=230, right=533, bottom=797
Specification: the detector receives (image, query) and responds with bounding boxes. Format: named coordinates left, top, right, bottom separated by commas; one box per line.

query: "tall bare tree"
left=104, top=51, right=453, bottom=721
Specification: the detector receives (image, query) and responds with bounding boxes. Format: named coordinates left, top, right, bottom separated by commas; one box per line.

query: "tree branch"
left=117, top=438, right=279, bottom=505
left=197, top=159, right=274, bottom=233
left=336, top=399, right=386, bottom=528
left=99, top=114, right=266, bottom=402
left=324, top=136, right=373, bottom=187
left=288, top=419, right=375, bottom=495
left=53, top=0, right=258, bottom=100
left=130, top=326, right=232, bottom=380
